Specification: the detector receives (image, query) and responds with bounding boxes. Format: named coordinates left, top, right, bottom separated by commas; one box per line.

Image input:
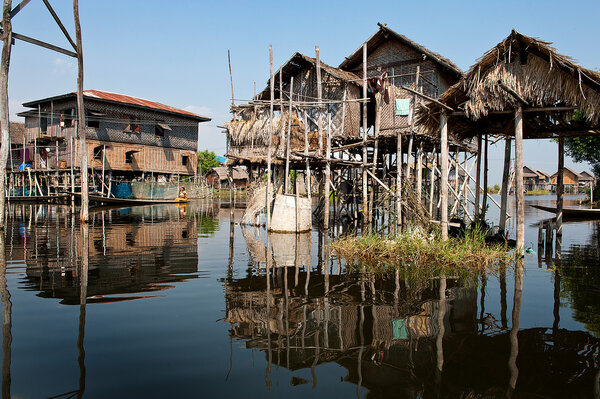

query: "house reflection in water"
left=225, top=229, right=600, bottom=397
left=7, top=202, right=217, bottom=304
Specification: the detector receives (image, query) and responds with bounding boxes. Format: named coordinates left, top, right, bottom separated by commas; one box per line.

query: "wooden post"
left=316, top=46, right=323, bottom=155
left=284, top=77, right=293, bottom=194
left=499, top=138, right=512, bottom=235
left=515, top=106, right=525, bottom=254
left=474, top=134, right=482, bottom=219
left=557, top=136, right=564, bottom=236
left=266, top=45, right=274, bottom=230
left=369, top=94, right=381, bottom=230
left=416, top=144, right=423, bottom=205
left=74, top=0, right=88, bottom=222
left=304, top=112, right=311, bottom=200
left=361, top=43, right=368, bottom=230
left=482, top=133, right=489, bottom=214
left=324, top=111, right=331, bottom=230
left=440, top=111, right=449, bottom=240
left=463, top=152, right=469, bottom=221
left=429, top=147, right=437, bottom=216
left=0, top=0, right=13, bottom=226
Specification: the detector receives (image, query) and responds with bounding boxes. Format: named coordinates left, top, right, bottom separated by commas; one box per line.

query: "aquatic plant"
left=332, top=228, right=513, bottom=278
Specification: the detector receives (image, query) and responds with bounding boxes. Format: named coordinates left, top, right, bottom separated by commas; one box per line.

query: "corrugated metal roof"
left=21, top=90, right=211, bottom=121
left=82, top=90, right=208, bottom=120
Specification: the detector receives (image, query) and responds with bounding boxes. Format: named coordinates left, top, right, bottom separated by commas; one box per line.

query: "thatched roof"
left=255, top=52, right=360, bottom=102
left=579, top=171, right=595, bottom=181
left=339, top=23, right=462, bottom=79
left=417, top=30, right=600, bottom=139
left=209, top=166, right=249, bottom=181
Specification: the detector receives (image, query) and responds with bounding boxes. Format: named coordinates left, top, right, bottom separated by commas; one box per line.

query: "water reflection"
left=225, top=227, right=600, bottom=398
left=0, top=199, right=599, bottom=397
left=6, top=203, right=217, bottom=304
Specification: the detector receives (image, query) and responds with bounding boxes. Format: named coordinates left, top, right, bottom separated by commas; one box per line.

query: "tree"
left=197, top=150, right=220, bottom=175
left=564, top=110, right=600, bottom=176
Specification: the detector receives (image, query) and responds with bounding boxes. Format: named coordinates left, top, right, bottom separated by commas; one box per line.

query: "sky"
left=6, top=0, right=600, bottom=185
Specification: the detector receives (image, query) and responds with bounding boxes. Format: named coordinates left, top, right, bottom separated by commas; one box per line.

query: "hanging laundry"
left=395, top=98, right=411, bottom=116
left=367, top=71, right=390, bottom=104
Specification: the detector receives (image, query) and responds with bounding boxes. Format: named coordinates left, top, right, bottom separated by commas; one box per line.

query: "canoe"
left=72, top=193, right=187, bottom=206
left=529, top=204, right=600, bottom=219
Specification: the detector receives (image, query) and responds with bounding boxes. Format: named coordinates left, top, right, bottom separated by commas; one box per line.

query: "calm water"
left=0, top=196, right=599, bottom=398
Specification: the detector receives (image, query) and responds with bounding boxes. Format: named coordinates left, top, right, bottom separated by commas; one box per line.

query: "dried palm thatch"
left=417, top=30, right=600, bottom=138
left=240, top=181, right=274, bottom=226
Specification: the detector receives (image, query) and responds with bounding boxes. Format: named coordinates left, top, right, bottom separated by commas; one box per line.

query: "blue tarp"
left=112, top=183, right=134, bottom=199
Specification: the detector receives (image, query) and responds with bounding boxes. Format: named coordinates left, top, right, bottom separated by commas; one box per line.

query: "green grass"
left=525, top=189, right=549, bottom=195
left=331, top=228, right=513, bottom=279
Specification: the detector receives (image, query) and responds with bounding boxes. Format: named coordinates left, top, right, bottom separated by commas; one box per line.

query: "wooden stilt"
left=416, top=144, right=423, bottom=205
left=429, top=147, right=437, bottom=217
left=324, top=111, right=331, bottom=230
left=499, top=138, right=512, bottom=235
left=316, top=46, right=323, bottom=156
left=482, top=133, right=489, bottom=215
left=515, top=106, right=525, bottom=254
left=369, top=93, right=381, bottom=230
left=440, top=111, right=449, bottom=240
left=557, top=136, right=564, bottom=236
left=361, top=43, right=368, bottom=230
left=284, top=77, right=293, bottom=194
left=266, top=45, right=274, bottom=230
left=474, top=134, right=482, bottom=219
left=303, top=112, right=311, bottom=201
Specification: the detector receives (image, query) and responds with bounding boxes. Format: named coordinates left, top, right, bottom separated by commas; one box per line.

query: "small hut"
left=418, top=30, right=600, bottom=250
left=207, top=166, right=249, bottom=189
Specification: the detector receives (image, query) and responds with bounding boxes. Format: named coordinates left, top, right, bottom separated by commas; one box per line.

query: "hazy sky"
left=6, top=0, right=599, bottom=184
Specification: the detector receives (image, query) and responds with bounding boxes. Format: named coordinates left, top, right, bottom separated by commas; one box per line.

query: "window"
left=40, top=117, right=48, bottom=134
left=123, top=117, right=140, bottom=134
left=125, top=150, right=135, bottom=164
left=155, top=121, right=171, bottom=137
left=93, top=145, right=104, bottom=161
left=86, top=110, right=101, bottom=129
left=60, top=109, right=74, bottom=128
left=182, top=155, right=189, bottom=166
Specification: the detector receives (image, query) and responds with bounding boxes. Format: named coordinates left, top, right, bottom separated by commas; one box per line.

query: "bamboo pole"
left=557, top=136, right=564, bottom=236
left=482, top=133, right=489, bottom=214
left=284, top=77, right=293, bottom=194
left=266, top=45, right=274, bottom=230
left=316, top=46, right=323, bottom=155
left=499, top=138, right=512, bottom=235
left=0, top=0, right=13, bottom=226
left=429, top=147, right=437, bottom=216
left=304, top=112, right=311, bottom=200
left=324, top=111, right=331, bottom=230
left=369, top=94, right=381, bottom=230
left=440, top=111, right=449, bottom=240
left=74, top=0, right=88, bottom=222
left=474, top=134, right=482, bottom=219
left=515, top=106, right=525, bottom=254
left=416, top=144, right=423, bottom=205
left=361, top=44, right=368, bottom=229
left=463, top=152, right=469, bottom=222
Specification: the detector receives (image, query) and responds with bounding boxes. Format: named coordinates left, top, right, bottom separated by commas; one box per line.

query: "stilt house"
left=17, top=90, right=210, bottom=183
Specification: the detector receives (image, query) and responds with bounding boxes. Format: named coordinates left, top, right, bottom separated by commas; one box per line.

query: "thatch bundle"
left=417, top=30, right=600, bottom=137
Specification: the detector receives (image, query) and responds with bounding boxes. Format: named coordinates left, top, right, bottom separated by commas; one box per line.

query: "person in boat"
left=179, top=187, right=187, bottom=200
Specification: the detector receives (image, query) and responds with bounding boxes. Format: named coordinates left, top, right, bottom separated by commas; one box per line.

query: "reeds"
left=332, top=228, right=513, bottom=278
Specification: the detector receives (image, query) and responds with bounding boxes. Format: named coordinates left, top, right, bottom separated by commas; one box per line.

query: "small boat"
left=72, top=193, right=188, bottom=206
left=529, top=204, right=600, bottom=219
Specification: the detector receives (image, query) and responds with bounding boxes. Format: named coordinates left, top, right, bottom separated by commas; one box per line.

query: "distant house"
left=521, top=166, right=550, bottom=191
left=579, top=171, right=595, bottom=187
left=550, top=167, right=581, bottom=193
left=0, top=122, right=26, bottom=169
left=536, top=170, right=551, bottom=190
left=206, top=166, right=249, bottom=189
left=17, top=90, right=210, bottom=179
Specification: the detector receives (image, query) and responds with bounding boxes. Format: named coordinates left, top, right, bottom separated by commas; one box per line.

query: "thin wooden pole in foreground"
left=361, top=43, right=368, bottom=230
left=74, top=0, right=88, bottom=223
left=0, top=0, right=12, bottom=227
left=474, top=134, right=482, bottom=219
